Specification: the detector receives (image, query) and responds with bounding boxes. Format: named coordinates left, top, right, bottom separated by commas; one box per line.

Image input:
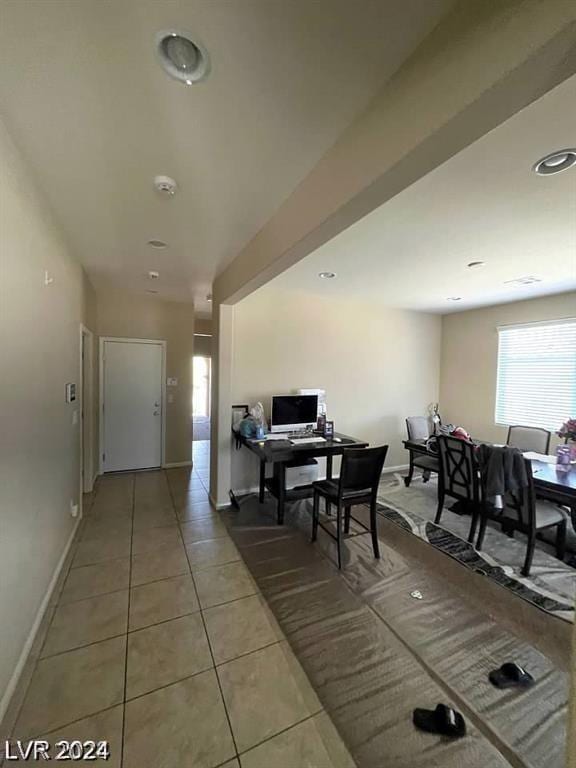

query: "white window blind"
left=495, top=319, right=576, bottom=432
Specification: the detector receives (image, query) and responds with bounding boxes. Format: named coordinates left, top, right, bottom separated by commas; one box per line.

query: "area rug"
left=375, top=500, right=575, bottom=622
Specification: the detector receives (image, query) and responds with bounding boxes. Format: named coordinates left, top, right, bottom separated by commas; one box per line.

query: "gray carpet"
left=377, top=474, right=575, bottom=621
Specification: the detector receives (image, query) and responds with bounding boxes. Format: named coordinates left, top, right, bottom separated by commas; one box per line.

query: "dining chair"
left=311, top=445, right=388, bottom=569
left=435, top=435, right=481, bottom=543
left=506, top=425, right=551, bottom=455
left=404, top=416, right=440, bottom=487
left=476, top=457, right=567, bottom=576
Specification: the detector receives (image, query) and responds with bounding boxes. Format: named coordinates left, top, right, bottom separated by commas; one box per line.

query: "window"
left=495, top=319, right=576, bottom=432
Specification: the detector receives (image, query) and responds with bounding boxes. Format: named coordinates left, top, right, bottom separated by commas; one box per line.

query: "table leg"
left=326, top=454, right=333, bottom=481
left=259, top=461, right=265, bottom=503
left=277, top=463, right=286, bottom=525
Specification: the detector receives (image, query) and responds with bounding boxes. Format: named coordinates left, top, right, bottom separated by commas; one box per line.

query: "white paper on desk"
left=523, top=452, right=557, bottom=463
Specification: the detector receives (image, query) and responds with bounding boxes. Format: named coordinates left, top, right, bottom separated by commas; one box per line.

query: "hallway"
left=3, top=464, right=352, bottom=767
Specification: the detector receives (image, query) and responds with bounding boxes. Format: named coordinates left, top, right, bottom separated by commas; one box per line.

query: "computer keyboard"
left=290, top=436, right=327, bottom=444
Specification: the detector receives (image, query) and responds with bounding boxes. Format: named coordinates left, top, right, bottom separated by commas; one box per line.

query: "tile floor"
left=3, top=441, right=354, bottom=767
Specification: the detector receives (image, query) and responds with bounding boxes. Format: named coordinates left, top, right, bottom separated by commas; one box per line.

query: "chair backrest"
left=406, top=416, right=432, bottom=441
left=507, top=425, right=551, bottom=455
left=339, top=445, right=389, bottom=497
left=437, top=435, right=479, bottom=503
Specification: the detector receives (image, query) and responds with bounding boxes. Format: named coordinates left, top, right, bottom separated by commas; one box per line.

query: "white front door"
left=102, top=340, right=163, bottom=472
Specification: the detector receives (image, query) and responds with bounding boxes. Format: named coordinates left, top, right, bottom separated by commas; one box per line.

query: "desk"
left=403, top=438, right=576, bottom=530
left=235, top=432, right=369, bottom=524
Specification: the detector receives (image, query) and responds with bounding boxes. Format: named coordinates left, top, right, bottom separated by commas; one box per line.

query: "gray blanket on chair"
left=477, top=444, right=528, bottom=499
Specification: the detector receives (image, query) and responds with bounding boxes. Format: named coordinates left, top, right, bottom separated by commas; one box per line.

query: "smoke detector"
left=154, top=175, right=177, bottom=196
left=148, top=270, right=160, bottom=280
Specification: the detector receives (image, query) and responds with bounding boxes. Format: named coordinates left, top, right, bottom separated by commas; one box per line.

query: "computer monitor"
left=270, top=394, right=318, bottom=433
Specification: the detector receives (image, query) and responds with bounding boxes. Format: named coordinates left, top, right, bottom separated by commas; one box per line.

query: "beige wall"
left=230, top=289, right=441, bottom=491
left=97, top=292, right=195, bottom=465
left=440, top=292, right=576, bottom=446
left=0, top=117, right=95, bottom=718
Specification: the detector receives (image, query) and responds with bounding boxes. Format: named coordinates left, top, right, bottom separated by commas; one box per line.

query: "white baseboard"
left=163, top=461, right=193, bottom=469
left=0, top=517, right=80, bottom=724
left=210, top=493, right=230, bottom=510
left=382, top=464, right=409, bottom=474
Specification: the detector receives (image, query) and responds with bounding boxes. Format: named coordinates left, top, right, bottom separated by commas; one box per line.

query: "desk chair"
left=311, top=446, right=388, bottom=569
left=477, top=457, right=567, bottom=576
left=435, top=435, right=480, bottom=543
left=405, top=416, right=440, bottom=487
left=507, top=425, right=551, bottom=455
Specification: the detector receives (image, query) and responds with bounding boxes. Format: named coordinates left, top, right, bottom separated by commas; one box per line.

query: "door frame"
left=99, top=337, right=167, bottom=474
left=79, top=324, right=95, bottom=497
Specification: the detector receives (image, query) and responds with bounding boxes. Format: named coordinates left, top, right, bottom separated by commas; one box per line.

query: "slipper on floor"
left=412, top=703, right=466, bottom=738
left=489, top=662, right=534, bottom=689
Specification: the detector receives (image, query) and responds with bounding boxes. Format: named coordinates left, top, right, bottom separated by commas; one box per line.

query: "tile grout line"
left=119, top=473, right=136, bottom=768
left=166, top=469, right=242, bottom=764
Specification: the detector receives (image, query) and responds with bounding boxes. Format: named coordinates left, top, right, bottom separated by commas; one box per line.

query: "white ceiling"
left=266, top=75, right=576, bottom=313
left=0, top=0, right=454, bottom=316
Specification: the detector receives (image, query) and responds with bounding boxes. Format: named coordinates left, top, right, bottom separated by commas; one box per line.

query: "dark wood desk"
left=235, top=432, right=369, bottom=524
left=403, top=438, right=576, bottom=530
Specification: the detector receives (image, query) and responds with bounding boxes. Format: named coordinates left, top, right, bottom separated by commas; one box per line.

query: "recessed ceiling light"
left=148, top=270, right=160, bottom=280
left=447, top=296, right=462, bottom=301
left=318, top=272, right=336, bottom=279
left=146, top=289, right=158, bottom=294
left=156, top=31, right=210, bottom=85
left=533, top=148, right=576, bottom=175
left=148, top=239, right=167, bottom=249
left=504, top=276, right=542, bottom=286
left=467, top=261, right=485, bottom=269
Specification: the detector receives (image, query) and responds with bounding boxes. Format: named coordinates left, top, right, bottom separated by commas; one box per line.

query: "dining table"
left=403, top=438, right=576, bottom=531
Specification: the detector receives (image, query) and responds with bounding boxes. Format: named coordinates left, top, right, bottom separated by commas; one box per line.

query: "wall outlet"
left=70, top=501, right=79, bottom=518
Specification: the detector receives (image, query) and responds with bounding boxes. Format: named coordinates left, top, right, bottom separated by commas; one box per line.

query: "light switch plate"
left=66, top=382, right=76, bottom=403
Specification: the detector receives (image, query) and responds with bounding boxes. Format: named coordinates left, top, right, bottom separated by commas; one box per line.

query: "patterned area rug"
left=376, top=500, right=575, bottom=622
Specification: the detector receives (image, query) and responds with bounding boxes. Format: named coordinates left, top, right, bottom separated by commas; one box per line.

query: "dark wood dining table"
left=403, top=438, right=576, bottom=531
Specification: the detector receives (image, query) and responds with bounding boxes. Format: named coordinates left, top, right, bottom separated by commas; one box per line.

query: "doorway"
left=80, top=325, right=95, bottom=493
left=100, top=338, right=165, bottom=472
left=192, top=355, right=211, bottom=442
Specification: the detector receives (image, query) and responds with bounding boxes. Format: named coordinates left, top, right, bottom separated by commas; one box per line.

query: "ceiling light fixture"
left=533, top=148, right=576, bottom=175
left=504, top=276, right=542, bottom=286
left=447, top=296, right=462, bottom=301
left=148, top=239, right=167, bottom=249
left=156, top=31, right=210, bottom=85
left=318, top=272, right=336, bottom=279
left=467, top=261, right=485, bottom=269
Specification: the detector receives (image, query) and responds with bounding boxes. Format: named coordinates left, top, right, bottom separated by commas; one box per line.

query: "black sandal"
left=413, top=703, right=466, bottom=738
left=489, top=662, right=534, bottom=689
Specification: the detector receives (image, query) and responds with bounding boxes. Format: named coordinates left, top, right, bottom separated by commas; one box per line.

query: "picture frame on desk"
left=323, top=420, right=334, bottom=438
left=232, top=404, right=249, bottom=430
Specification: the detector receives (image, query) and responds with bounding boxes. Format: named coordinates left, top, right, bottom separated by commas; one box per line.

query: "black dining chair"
left=404, top=416, right=440, bottom=487
left=506, top=425, right=551, bottom=455
left=435, top=435, right=481, bottom=543
left=476, top=457, right=567, bottom=576
left=311, top=445, right=388, bottom=569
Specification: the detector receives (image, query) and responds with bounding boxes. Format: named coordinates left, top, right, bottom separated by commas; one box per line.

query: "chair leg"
left=434, top=490, right=444, bottom=524
left=326, top=500, right=331, bottom=516
left=336, top=503, right=343, bottom=569
left=522, top=532, right=536, bottom=577
left=476, top=513, right=488, bottom=551
left=344, top=505, right=351, bottom=534
left=468, top=504, right=479, bottom=544
left=404, top=455, right=415, bottom=487
left=555, top=519, right=567, bottom=562
left=370, top=499, right=380, bottom=559
left=311, top=491, right=319, bottom=542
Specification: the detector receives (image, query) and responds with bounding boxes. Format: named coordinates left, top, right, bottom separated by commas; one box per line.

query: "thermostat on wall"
left=66, top=383, right=76, bottom=403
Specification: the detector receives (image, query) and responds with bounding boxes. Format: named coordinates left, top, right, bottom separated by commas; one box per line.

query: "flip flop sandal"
left=489, top=662, right=534, bottom=689
left=412, top=703, right=466, bottom=738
